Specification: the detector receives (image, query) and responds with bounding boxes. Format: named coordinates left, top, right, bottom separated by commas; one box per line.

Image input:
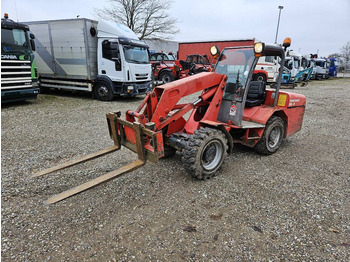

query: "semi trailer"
left=25, top=18, right=152, bottom=101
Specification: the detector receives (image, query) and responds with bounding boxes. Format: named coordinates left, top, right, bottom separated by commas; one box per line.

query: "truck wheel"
left=254, top=73, right=267, bottom=83
left=182, top=127, right=228, bottom=180
left=94, top=81, right=114, bottom=101
left=159, top=71, right=175, bottom=83
left=254, top=116, right=285, bottom=155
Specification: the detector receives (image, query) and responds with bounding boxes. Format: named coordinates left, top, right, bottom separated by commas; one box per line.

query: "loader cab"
left=212, top=42, right=286, bottom=126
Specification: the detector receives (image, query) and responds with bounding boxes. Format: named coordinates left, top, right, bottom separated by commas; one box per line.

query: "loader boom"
left=33, top=73, right=228, bottom=204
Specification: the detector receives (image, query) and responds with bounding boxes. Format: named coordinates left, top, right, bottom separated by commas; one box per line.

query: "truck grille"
left=1, top=60, right=32, bottom=90
left=135, top=73, right=149, bottom=80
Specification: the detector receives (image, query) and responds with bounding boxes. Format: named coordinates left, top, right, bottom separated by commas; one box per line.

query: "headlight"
left=254, top=42, right=264, bottom=54
left=127, top=86, right=134, bottom=90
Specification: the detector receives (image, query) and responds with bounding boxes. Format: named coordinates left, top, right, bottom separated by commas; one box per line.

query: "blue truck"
left=328, top=57, right=338, bottom=77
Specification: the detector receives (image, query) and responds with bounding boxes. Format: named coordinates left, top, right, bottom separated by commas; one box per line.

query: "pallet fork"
left=32, top=112, right=164, bottom=204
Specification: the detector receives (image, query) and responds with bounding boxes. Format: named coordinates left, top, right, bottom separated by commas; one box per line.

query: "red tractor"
left=150, top=52, right=180, bottom=83
left=34, top=39, right=306, bottom=204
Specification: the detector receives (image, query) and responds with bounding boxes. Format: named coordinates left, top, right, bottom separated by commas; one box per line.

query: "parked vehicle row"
left=1, top=15, right=339, bottom=103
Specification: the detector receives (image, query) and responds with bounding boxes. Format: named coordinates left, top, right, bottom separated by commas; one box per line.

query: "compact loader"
left=33, top=38, right=306, bottom=204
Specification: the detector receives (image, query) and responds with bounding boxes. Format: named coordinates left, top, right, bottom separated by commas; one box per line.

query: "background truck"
left=1, top=13, right=39, bottom=103
left=284, top=50, right=302, bottom=80
left=313, top=58, right=329, bottom=79
left=25, top=18, right=152, bottom=101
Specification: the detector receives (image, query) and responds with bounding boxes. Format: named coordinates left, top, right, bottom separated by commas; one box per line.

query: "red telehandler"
left=33, top=38, right=306, bottom=204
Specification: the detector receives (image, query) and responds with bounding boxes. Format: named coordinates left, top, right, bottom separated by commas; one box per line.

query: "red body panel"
left=243, top=89, right=306, bottom=137
left=178, top=39, right=255, bottom=61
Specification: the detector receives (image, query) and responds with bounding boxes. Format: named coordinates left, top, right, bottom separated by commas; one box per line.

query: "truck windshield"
left=293, top=59, right=300, bottom=69
left=1, top=28, right=30, bottom=54
left=316, top=61, right=325, bottom=67
left=123, top=45, right=149, bottom=64
left=215, top=47, right=255, bottom=102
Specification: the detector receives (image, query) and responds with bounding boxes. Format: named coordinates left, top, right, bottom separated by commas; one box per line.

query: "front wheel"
left=182, top=127, right=228, bottom=180
left=254, top=116, right=285, bottom=155
left=94, top=81, right=114, bottom=101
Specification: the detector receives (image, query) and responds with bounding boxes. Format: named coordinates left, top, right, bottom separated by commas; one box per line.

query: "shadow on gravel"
left=1, top=100, right=38, bottom=109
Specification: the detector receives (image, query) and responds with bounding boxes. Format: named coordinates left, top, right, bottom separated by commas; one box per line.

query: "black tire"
left=94, top=81, right=114, bottom=101
left=159, top=71, right=175, bottom=83
left=182, top=127, right=228, bottom=180
left=254, top=116, right=285, bottom=155
left=254, top=73, right=267, bottom=83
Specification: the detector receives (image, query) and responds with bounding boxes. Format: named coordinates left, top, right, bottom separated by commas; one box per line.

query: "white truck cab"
left=313, top=58, right=329, bottom=79
left=26, top=19, right=152, bottom=101
left=284, top=50, right=302, bottom=80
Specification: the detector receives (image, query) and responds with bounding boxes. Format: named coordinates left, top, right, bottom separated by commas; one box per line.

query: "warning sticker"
left=230, top=105, right=236, bottom=116
left=278, top=94, right=287, bottom=107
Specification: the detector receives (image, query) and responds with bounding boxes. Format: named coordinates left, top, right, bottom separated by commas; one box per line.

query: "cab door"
left=98, top=39, right=124, bottom=81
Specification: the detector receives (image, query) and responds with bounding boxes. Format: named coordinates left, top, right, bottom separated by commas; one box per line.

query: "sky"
left=2, top=0, right=350, bottom=57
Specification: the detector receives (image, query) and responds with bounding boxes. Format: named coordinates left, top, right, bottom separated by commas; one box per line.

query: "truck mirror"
left=110, top=42, right=119, bottom=50
left=30, top=39, right=36, bottom=51
left=30, top=33, right=35, bottom=39
left=114, top=59, right=122, bottom=71
left=111, top=50, right=120, bottom=60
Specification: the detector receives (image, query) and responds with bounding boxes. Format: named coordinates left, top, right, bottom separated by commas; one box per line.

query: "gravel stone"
left=1, top=78, right=350, bottom=261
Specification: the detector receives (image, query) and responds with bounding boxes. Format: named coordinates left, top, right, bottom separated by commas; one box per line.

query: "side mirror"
left=110, top=42, right=119, bottom=50
left=30, top=39, right=36, bottom=51
left=30, top=33, right=35, bottom=39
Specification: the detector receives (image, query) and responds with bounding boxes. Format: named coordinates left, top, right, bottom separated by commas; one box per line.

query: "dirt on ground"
left=1, top=77, right=350, bottom=261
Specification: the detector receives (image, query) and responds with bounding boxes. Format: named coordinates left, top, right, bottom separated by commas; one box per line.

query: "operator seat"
left=245, top=81, right=266, bottom=107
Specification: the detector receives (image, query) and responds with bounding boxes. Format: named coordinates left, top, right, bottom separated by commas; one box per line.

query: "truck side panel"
left=27, top=19, right=98, bottom=81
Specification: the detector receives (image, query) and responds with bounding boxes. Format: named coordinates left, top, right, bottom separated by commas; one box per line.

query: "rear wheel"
left=254, top=116, right=285, bottom=155
left=94, top=81, right=114, bottom=101
left=159, top=71, right=175, bottom=83
left=254, top=73, right=267, bottom=83
left=182, top=127, right=228, bottom=180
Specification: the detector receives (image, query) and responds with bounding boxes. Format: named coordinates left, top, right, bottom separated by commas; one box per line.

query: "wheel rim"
left=162, top=74, right=171, bottom=83
left=97, top=85, right=109, bottom=98
left=268, top=126, right=282, bottom=148
left=257, top=75, right=265, bottom=82
left=201, top=140, right=223, bottom=171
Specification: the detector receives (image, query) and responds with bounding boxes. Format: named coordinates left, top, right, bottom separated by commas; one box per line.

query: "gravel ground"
left=1, top=77, right=350, bottom=261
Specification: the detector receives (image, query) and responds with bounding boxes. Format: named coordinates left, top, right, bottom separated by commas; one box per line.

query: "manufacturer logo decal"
left=230, top=105, right=236, bottom=116
left=1, top=54, right=18, bottom=60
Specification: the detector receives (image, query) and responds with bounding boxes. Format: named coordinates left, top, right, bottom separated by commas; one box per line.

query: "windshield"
left=215, top=47, right=255, bottom=102
left=316, top=61, right=325, bottom=67
left=123, top=45, right=149, bottom=64
left=1, top=28, right=31, bottom=53
left=293, top=59, right=300, bottom=69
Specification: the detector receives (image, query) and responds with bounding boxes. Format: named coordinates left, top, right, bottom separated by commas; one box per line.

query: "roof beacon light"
left=4, top=13, right=9, bottom=19
left=283, top=37, right=291, bottom=50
